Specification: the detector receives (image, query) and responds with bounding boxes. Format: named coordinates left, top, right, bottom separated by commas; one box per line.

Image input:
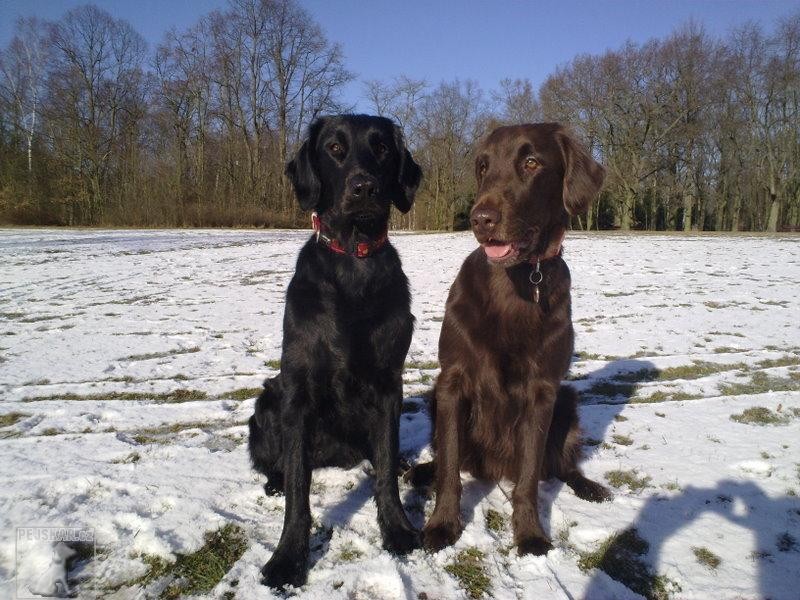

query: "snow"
left=1, top=228, right=799, bottom=599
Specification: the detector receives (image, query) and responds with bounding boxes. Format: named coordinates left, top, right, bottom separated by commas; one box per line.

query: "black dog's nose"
left=470, top=205, right=501, bottom=234
left=349, top=174, right=378, bottom=198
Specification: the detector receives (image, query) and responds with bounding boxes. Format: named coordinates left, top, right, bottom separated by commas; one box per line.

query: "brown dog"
left=415, top=123, right=610, bottom=555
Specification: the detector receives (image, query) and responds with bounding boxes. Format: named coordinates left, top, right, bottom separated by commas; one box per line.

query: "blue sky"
left=1, top=0, right=797, bottom=111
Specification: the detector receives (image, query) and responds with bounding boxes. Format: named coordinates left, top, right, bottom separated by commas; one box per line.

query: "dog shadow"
left=581, top=479, right=800, bottom=599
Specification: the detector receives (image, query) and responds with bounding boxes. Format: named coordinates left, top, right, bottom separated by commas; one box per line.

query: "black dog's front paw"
left=383, top=524, right=421, bottom=555
left=516, top=535, right=553, bottom=557
left=261, top=550, right=307, bottom=589
left=422, top=520, right=462, bottom=553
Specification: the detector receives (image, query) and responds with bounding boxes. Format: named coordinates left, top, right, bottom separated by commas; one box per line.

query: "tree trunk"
left=682, top=193, right=692, bottom=231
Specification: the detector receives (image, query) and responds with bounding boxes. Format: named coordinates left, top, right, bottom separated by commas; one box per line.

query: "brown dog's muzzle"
left=470, top=202, right=501, bottom=242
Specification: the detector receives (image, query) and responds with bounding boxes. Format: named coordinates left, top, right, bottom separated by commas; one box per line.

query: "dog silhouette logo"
left=27, top=542, right=77, bottom=598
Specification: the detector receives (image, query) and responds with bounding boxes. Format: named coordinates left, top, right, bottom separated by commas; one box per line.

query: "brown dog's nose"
left=349, top=174, right=378, bottom=199
left=470, top=206, right=501, bottom=235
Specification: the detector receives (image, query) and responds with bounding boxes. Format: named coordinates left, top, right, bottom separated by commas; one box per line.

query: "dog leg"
left=512, top=384, right=555, bottom=556
left=405, top=460, right=435, bottom=488
left=261, top=392, right=312, bottom=589
left=369, top=389, right=421, bottom=554
left=546, top=386, right=612, bottom=503
left=423, top=372, right=464, bottom=552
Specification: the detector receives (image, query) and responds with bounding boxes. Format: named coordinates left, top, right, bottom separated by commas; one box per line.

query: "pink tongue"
left=483, top=243, right=512, bottom=259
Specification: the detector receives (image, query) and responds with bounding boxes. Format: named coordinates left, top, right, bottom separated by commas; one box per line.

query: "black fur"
left=248, top=114, right=422, bottom=589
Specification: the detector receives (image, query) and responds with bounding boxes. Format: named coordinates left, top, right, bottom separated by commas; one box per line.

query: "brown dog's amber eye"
left=478, top=163, right=487, bottom=176
left=524, top=156, right=539, bottom=171
left=329, top=143, right=344, bottom=156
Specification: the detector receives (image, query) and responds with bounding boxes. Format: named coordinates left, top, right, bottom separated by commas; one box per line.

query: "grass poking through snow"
left=578, top=528, right=680, bottom=600
left=444, top=547, right=491, bottom=599
left=605, top=470, right=652, bottom=492
left=128, top=523, right=247, bottom=599
left=692, top=546, right=721, bottom=569
left=730, top=406, right=790, bottom=426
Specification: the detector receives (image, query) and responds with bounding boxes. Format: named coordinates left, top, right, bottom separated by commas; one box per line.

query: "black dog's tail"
left=248, top=377, right=283, bottom=477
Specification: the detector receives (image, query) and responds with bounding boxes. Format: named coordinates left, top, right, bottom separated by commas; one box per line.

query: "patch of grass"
left=709, top=331, right=745, bottom=338
left=614, top=414, right=628, bottom=422
left=776, top=532, right=797, bottom=552
left=655, top=412, right=666, bottom=418
left=264, top=359, right=281, bottom=369
left=123, top=347, right=201, bottom=361
left=130, top=523, right=247, bottom=599
left=338, top=542, right=363, bottom=561
left=719, top=372, right=800, bottom=396
left=583, top=437, right=603, bottom=447
left=612, top=369, right=660, bottom=383
left=111, top=452, right=141, bottom=464
left=661, top=481, right=681, bottom=492
left=444, top=547, right=491, bottom=599
left=405, top=360, right=440, bottom=370
left=587, top=381, right=636, bottom=399
left=131, top=420, right=213, bottom=444
left=692, top=546, right=721, bottom=569
left=605, top=469, right=652, bottom=492
left=40, top=427, right=60, bottom=436
left=485, top=509, right=506, bottom=532
left=612, top=434, right=634, bottom=446
left=0, top=412, right=29, bottom=427
left=756, top=355, right=800, bottom=369
left=620, top=360, right=754, bottom=383
left=219, top=387, right=262, bottom=400
left=603, top=291, right=635, bottom=297
left=578, top=528, right=680, bottom=600
left=575, top=351, right=619, bottom=361
left=660, top=361, right=746, bottom=381
left=631, top=390, right=703, bottom=404
left=713, top=346, right=740, bottom=354
left=23, top=389, right=208, bottom=403
left=730, top=406, right=789, bottom=426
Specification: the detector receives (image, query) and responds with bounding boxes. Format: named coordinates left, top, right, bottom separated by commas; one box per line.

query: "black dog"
left=248, top=114, right=422, bottom=588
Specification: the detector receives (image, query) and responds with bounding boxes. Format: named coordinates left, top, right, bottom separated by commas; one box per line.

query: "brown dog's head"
left=470, top=123, right=605, bottom=267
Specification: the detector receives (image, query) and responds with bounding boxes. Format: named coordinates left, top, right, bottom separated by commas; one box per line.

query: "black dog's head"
left=286, top=114, right=421, bottom=237
left=470, top=123, right=605, bottom=267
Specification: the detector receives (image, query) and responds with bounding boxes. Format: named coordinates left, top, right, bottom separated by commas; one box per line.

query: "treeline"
left=1, top=2, right=798, bottom=231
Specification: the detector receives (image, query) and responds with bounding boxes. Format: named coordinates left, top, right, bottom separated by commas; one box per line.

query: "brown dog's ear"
left=285, top=118, right=326, bottom=211
left=556, top=128, right=605, bottom=216
left=391, top=124, right=422, bottom=213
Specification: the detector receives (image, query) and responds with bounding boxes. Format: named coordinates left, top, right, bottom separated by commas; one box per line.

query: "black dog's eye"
left=375, top=142, right=389, bottom=156
left=523, top=156, right=540, bottom=172
left=329, top=142, right=345, bottom=157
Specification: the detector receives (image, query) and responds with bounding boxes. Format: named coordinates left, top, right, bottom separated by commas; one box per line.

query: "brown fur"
left=414, top=123, right=610, bottom=555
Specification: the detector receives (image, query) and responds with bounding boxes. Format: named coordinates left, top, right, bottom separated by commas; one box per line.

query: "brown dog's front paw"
left=569, top=475, right=613, bottom=503
left=516, top=535, right=553, bottom=556
left=423, top=521, right=462, bottom=552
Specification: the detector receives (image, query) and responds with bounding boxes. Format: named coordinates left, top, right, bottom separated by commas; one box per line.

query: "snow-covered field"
left=1, top=228, right=799, bottom=599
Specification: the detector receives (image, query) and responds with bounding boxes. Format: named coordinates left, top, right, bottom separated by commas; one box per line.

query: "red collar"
left=311, top=212, right=389, bottom=258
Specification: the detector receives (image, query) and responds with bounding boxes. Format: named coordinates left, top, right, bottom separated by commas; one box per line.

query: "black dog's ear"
left=285, top=120, right=325, bottom=211
left=556, top=127, right=605, bottom=216
left=391, top=124, right=422, bottom=214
